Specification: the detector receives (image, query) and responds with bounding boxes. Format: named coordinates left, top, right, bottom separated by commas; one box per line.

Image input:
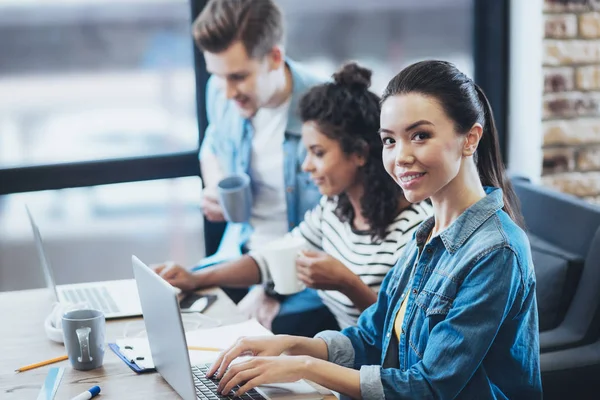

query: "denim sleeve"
left=314, top=332, right=387, bottom=400
left=378, top=247, right=526, bottom=399
left=314, top=331, right=354, bottom=368
left=341, top=267, right=393, bottom=369
left=199, top=75, right=219, bottom=160
left=314, top=269, right=395, bottom=400
left=316, top=267, right=397, bottom=365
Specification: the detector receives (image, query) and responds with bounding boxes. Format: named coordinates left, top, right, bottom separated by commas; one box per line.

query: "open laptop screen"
left=26, top=205, right=59, bottom=301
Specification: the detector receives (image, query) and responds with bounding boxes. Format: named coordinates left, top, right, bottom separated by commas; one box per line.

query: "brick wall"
left=542, top=0, right=600, bottom=205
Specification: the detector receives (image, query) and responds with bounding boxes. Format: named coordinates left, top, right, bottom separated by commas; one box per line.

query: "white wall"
left=507, top=0, right=543, bottom=183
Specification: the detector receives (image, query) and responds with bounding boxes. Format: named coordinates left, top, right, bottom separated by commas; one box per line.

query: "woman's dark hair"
left=381, top=60, right=524, bottom=228
left=299, top=62, right=405, bottom=240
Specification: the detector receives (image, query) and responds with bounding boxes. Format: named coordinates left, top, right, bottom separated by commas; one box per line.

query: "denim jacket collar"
left=285, top=58, right=318, bottom=136
left=416, top=187, right=505, bottom=254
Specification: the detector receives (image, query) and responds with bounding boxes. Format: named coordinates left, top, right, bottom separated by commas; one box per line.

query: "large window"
left=0, top=0, right=206, bottom=289
left=0, top=0, right=197, bottom=168
left=278, top=0, right=508, bottom=156
left=281, top=0, right=474, bottom=93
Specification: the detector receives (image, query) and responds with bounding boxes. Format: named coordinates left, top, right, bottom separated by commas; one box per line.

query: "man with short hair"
left=156, top=0, right=330, bottom=335
left=195, top=0, right=323, bottom=255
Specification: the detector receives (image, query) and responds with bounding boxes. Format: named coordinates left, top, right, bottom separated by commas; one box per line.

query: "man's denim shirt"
left=316, top=188, right=542, bottom=399
left=197, top=59, right=325, bottom=266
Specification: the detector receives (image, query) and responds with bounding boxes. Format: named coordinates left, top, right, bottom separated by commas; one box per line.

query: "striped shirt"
left=251, top=196, right=433, bottom=329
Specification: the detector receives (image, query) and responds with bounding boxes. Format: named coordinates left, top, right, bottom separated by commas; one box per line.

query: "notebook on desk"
left=109, top=342, right=156, bottom=373
left=131, top=255, right=325, bottom=400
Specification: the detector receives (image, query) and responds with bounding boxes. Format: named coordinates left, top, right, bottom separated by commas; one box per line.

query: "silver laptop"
left=131, top=255, right=324, bottom=400
left=26, top=205, right=144, bottom=319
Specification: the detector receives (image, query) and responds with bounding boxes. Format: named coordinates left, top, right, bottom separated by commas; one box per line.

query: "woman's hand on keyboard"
left=217, top=355, right=311, bottom=397
left=207, top=335, right=295, bottom=379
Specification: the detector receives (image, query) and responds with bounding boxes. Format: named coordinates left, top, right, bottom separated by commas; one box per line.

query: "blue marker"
left=70, top=386, right=100, bottom=400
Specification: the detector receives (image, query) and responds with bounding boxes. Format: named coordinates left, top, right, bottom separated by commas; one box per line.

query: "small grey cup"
left=62, top=309, right=105, bottom=371
left=217, top=173, right=252, bottom=223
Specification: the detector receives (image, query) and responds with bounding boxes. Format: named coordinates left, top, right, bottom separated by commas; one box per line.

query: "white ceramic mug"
left=263, top=236, right=308, bottom=295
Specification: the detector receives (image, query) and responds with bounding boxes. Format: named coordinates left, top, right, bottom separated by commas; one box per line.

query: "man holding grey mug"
left=195, top=0, right=325, bottom=251
left=161, top=0, right=326, bottom=314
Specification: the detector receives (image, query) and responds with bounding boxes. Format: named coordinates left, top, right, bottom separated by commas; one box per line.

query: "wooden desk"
left=0, top=288, right=336, bottom=399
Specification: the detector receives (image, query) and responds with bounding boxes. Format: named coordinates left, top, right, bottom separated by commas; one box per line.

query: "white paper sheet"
left=116, top=318, right=273, bottom=369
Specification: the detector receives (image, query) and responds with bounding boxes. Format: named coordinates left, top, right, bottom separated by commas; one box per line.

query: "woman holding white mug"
left=154, top=63, right=432, bottom=335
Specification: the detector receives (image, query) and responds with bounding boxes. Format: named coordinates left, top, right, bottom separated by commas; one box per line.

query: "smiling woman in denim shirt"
left=206, top=60, right=543, bottom=400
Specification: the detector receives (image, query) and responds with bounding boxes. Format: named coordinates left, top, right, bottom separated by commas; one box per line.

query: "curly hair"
left=298, top=62, right=405, bottom=241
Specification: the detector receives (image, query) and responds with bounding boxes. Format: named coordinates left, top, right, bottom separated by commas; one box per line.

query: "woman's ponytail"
left=473, top=84, right=525, bottom=228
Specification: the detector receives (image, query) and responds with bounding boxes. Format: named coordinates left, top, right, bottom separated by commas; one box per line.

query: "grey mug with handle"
left=62, top=309, right=105, bottom=371
left=217, top=173, right=252, bottom=223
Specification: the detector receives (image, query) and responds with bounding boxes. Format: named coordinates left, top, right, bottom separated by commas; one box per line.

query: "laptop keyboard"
left=192, top=364, right=267, bottom=400
left=62, top=286, right=120, bottom=314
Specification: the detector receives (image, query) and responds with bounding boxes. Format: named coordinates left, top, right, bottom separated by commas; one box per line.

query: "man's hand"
left=202, top=192, right=226, bottom=222
left=152, top=261, right=198, bottom=292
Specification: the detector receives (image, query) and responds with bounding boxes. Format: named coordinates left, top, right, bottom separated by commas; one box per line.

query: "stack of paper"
left=187, top=318, right=273, bottom=365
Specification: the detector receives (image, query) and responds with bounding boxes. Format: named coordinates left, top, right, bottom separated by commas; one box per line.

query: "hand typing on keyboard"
left=214, top=355, right=311, bottom=397
left=208, top=336, right=295, bottom=380
left=193, top=364, right=266, bottom=399
left=206, top=335, right=321, bottom=398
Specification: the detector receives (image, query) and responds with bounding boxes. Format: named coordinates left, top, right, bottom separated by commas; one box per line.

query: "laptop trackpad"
left=257, top=380, right=325, bottom=400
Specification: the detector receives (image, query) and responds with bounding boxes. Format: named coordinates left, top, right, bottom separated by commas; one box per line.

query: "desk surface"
left=0, top=287, right=335, bottom=399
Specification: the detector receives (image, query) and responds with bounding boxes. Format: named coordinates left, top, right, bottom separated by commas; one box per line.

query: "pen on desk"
left=70, top=385, right=100, bottom=400
left=187, top=346, right=223, bottom=352
left=14, top=354, right=69, bottom=372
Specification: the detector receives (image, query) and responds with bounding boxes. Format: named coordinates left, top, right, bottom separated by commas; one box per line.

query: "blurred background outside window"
left=281, top=0, right=473, bottom=94
left=0, top=0, right=197, bottom=167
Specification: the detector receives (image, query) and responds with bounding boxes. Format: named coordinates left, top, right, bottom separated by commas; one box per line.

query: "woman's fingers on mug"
left=297, top=267, right=314, bottom=285
left=295, top=253, right=311, bottom=268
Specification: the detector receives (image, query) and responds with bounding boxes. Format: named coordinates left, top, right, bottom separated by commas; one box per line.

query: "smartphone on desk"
left=179, top=293, right=218, bottom=313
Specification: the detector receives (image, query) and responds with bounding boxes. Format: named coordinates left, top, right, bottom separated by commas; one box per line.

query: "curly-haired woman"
left=154, top=63, right=432, bottom=336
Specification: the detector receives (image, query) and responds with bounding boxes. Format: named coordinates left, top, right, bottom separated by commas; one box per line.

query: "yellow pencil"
left=15, top=355, right=69, bottom=373
left=187, top=346, right=223, bottom=352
